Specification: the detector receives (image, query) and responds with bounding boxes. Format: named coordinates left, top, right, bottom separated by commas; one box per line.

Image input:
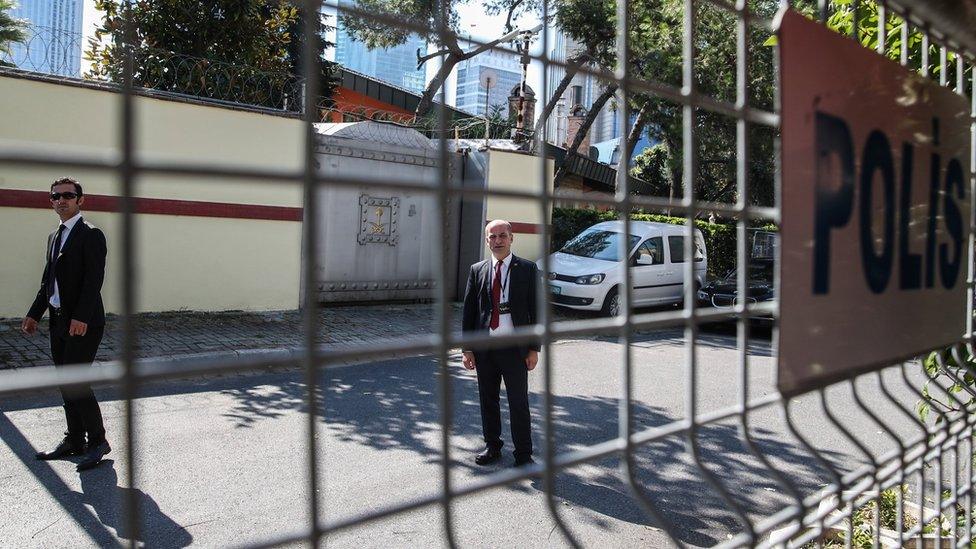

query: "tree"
left=629, top=143, right=672, bottom=197
left=820, top=0, right=968, bottom=83
left=547, top=0, right=778, bottom=208
left=340, top=0, right=538, bottom=117
left=85, top=1, right=336, bottom=111
left=0, top=0, right=27, bottom=68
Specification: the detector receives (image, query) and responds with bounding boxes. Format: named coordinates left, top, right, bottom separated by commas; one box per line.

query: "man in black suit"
left=462, top=219, right=540, bottom=467
left=21, top=177, right=111, bottom=472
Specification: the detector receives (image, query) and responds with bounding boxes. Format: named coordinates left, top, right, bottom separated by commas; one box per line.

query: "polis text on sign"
left=813, top=112, right=967, bottom=295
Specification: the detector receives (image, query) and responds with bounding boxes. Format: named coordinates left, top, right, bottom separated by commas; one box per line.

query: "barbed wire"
left=97, top=46, right=306, bottom=112
left=1, top=24, right=84, bottom=77
left=2, top=23, right=305, bottom=111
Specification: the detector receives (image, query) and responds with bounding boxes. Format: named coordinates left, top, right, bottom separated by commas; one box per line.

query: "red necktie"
left=490, top=261, right=502, bottom=329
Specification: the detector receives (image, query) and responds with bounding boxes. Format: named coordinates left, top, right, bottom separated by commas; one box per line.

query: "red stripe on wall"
left=509, top=222, right=542, bottom=234
left=486, top=220, right=543, bottom=234
left=1, top=190, right=303, bottom=222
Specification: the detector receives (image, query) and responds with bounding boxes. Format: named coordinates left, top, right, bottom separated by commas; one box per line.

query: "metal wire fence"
left=1, top=0, right=975, bottom=547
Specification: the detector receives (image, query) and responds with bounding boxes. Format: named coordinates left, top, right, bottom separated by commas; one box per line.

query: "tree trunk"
left=664, top=135, right=681, bottom=215
left=623, top=100, right=651, bottom=160
left=553, top=83, right=618, bottom=184
left=612, top=101, right=651, bottom=193
left=531, top=52, right=590, bottom=145
left=415, top=52, right=461, bottom=118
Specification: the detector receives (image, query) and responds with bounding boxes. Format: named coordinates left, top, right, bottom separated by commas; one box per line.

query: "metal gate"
left=1, top=0, right=975, bottom=547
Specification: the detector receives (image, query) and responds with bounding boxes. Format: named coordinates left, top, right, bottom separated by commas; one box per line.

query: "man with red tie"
left=461, top=219, right=540, bottom=467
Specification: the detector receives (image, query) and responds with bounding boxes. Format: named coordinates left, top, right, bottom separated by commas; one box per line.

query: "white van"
left=543, top=221, right=708, bottom=316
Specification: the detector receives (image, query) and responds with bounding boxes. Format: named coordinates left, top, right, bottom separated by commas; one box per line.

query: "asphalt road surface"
left=0, top=328, right=944, bottom=548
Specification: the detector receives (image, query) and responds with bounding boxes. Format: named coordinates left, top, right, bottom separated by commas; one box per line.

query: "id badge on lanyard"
left=497, top=262, right=511, bottom=315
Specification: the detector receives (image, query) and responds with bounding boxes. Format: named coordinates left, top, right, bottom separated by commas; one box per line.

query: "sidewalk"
left=0, top=303, right=592, bottom=370
left=0, top=304, right=442, bottom=370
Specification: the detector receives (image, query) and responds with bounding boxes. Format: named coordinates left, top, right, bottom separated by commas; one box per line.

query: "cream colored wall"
left=485, top=149, right=553, bottom=261
left=0, top=76, right=305, bottom=318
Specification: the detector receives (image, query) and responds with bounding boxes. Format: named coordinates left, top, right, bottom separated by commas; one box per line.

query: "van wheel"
left=601, top=287, right=620, bottom=317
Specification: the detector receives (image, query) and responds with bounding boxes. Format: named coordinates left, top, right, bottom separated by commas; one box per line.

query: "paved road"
left=0, top=326, right=941, bottom=548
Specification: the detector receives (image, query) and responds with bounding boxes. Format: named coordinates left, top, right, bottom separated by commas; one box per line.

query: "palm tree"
left=0, top=0, right=27, bottom=67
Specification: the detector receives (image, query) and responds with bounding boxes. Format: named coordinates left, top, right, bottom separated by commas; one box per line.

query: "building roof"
left=337, top=67, right=478, bottom=122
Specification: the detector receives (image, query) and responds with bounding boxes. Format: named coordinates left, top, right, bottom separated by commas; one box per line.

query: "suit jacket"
left=27, top=217, right=107, bottom=330
left=462, top=254, right=540, bottom=357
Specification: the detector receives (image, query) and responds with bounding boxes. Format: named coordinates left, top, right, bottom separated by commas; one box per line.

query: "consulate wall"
left=0, top=73, right=553, bottom=318
left=0, top=73, right=305, bottom=318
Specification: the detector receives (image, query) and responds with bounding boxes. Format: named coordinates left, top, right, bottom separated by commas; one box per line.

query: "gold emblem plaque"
left=358, top=194, right=400, bottom=245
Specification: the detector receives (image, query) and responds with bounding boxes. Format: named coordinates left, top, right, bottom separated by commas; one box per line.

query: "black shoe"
left=513, top=456, right=535, bottom=467
left=35, top=435, right=85, bottom=461
left=475, top=447, right=502, bottom=466
left=76, top=440, right=111, bottom=471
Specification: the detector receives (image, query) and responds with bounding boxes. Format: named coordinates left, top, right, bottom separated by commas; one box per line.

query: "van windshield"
left=560, top=230, right=641, bottom=261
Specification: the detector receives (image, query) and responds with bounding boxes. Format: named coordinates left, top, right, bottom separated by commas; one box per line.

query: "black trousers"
left=474, top=348, right=532, bottom=459
left=49, top=308, right=106, bottom=446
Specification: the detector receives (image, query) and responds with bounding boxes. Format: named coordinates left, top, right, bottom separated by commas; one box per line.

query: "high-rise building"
left=454, top=46, right=521, bottom=117
left=334, top=0, right=427, bottom=93
left=543, top=30, right=594, bottom=145
left=590, top=93, right=621, bottom=145
left=5, top=0, right=83, bottom=77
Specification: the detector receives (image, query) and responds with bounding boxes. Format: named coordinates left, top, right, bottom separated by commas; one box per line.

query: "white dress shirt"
left=49, top=212, right=82, bottom=308
left=489, top=253, right=515, bottom=336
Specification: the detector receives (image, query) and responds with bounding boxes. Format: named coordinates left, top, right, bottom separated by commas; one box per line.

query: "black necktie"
left=47, top=224, right=65, bottom=299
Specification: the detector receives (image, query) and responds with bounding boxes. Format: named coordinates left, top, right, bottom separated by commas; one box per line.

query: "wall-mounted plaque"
left=358, top=194, right=399, bottom=246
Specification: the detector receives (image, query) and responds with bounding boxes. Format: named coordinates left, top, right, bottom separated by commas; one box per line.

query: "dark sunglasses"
left=50, top=192, right=79, bottom=201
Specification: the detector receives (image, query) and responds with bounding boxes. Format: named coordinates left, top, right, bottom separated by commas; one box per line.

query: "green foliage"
left=341, top=0, right=538, bottom=50
left=553, top=0, right=617, bottom=69
left=0, top=0, right=27, bottom=65
left=553, top=0, right=779, bottom=206
left=551, top=207, right=612, bottom=253
left=630, top=143, right=673, bottom=197
left=826, top=1, right=960, bottom=79
left=85, top=1, right=336, bottom=109
left=550, top=207, right=775, bottom=278
left=820, top=487, right=915, bottom=548
left=917, top=347, right=976, bottom=424
left=412, top=104, right=515, bottom=139
left=783, top=1, right=974, bottom=83
left=839, top=504, right=874, bottom=549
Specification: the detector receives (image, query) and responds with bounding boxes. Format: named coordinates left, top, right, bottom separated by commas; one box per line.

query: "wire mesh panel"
left=1, top=0, right=975, bottom=547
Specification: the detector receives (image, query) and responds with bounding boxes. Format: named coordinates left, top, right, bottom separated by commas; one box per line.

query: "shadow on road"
left=0, top=413, right=191, bottom=548
left=212, top=356, right=840, bottom=546
left=2, top=352, right=845, bottom=546
left=79, top=463, right=193, bottom=548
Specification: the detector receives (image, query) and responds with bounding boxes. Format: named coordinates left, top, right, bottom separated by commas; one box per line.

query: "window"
left=668, top=235, right=704, bottom=263
left=560, top=230, right=641, bottom=262
left=633, top=237, right=664, bottom=265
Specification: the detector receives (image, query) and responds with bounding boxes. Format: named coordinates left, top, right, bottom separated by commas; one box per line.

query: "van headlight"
left=574, top=274, right=605, bottom=285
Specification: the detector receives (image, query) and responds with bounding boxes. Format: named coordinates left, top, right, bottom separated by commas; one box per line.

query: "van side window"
left=668, top=235, right=705, bottom=263
left=634, top=237, right=664, bottom=265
